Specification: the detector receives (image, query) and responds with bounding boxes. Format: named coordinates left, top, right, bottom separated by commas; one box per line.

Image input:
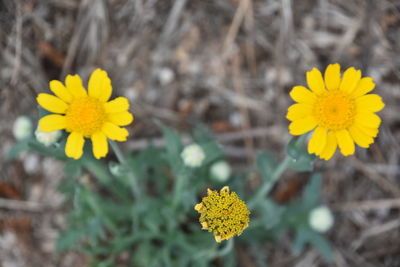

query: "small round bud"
left=109, top=161, right=123, bottom=176
left=13, top=116, right=32, bottom=140
left=210, top=161, right=231, bottom=182
left=158, top=67, right=175, bottom=86
left=35, top=127, right=62, bottom=146
left=309, top=206, right=334, bottom=233
left=181, top=143, right=205, bottom=167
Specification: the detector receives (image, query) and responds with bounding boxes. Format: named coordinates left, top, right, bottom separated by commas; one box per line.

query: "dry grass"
left=1, top=0, right=400, bottom=266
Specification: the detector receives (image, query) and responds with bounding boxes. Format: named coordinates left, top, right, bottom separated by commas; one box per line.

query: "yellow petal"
left=348, top=125, right=374, bottom=148
left=194, top=203, right=203, bottom=211
left=354, top=112, right=382, bottom=128
left=37, top=93, right=68, bottom=114
left=306, top=68, right=326, bottom=95
left=335, top=129, right=355, bottom=156
left=324, top=63, right=341, bottom=90
left=358, top=125, right=378, bottom=138
left=289, top=86, right=316, bottom=104
left=286, top=103, right=313, bottom=121
left=201, top=222, right=208, bottom=229
left=220, top=186, right=230, bottom=193
left=351, top=77, right=375, bottom=98
left=207, top=188, right=213, bottom=195
left=108, top=111, right=134, bottom=126
left=65, top=132, right=85, bottom=159
left=289, top=116, right=317, bottom=135
left=39, top=114, right=66, bottom=132
left=308, top=127, right=327, bottom=155
left=65, top=74, right=87, bottom=98
left=102, top=122, right=128, bottom=141
left=88, top=69, right=112, bottom=102
left=214, top=235, right=222, bottom=243
left=320, top=131, right=337, bottom=160
left=356, top=94, right=385, bottom=112
left=339, top=67, right=361, bottom=94
left=104, top=97, right=129, bottom=113
left=49, top=80, right=73, bottom=103
left=91, top=132, right=108, bottom=159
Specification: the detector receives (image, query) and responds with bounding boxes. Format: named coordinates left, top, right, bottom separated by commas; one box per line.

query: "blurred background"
left=1, top=0, right=400, bottom=266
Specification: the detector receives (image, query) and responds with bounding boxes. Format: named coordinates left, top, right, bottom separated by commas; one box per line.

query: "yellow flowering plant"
left=37, top=69, right=133, bottom=159
left=7, top=64, right=386, bottom=265
left=287, top=64, right=384, bottom=160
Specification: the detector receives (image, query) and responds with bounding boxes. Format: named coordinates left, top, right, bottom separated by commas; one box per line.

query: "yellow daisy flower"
left=287, top=64, right=385, bottom=160
left=37, top=69, right=134, bottom=159
left=194, top=186, right=250, bottom=243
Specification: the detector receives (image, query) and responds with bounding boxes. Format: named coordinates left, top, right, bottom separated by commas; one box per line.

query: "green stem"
left=248, top=135, right=308, bottom=209
left=248, top=156, right=291, bottom=209
left=109, top=140, right=141, bottom=199
left=172, top=171, right=186, bottom=208
left=216, top=238, right=234, bottom=257
left=109, top=140, right=127, bottom=164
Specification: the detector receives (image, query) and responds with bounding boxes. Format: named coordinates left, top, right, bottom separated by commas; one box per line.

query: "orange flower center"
left=314, top=90, right=356, bottom=131
left=65, top=97, right=106, bottom=137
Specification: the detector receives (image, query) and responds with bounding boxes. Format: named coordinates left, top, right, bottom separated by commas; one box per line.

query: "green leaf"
left=199, top=141, right=224, bottom=166
left=293, top=227, right=309, bottom=255
left=256, top=151, right=276, bottom=181
left=302, top=173, right=322, bottom=208
left=288, top=154, right=315, bottom=172
left=155, top=120, right=183, bottom=158
left=57, top=228, right=86, bottom=251
left=308, top=231, right=333, bottom=261
left=286, top=135, right=315, bottom=172
left=64, top=159, right=82, bottom=177
left=259, top=199, right=285, bottom=229
left=28, top=140, right=67, bottom=160
left=6, top=139, right=30, bottom=159
left=286, top=137, right=302, bottom=159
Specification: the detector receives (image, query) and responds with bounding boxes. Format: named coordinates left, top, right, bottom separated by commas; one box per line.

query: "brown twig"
left=352, top=157, right=400, bottom=197
left=10, top=0, right=22, bottom=86
left=232, top=53, right=254, bottom=162
left=0, top=198, right=52, bottom=212
left=222, top=0, right=250, bottom=59
left=332, top=198, right=400, bottom=211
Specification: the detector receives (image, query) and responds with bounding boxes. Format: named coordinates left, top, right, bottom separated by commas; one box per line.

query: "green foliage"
left=286, top=136, right=316, bottom=172
left=9, top=123, right=333, bottom=266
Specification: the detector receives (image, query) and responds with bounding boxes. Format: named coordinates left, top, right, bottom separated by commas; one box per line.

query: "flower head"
left=35, top=127, right=62, bottom=147
left=308, top=206, right=334, bottom=233
left=181, top=143, right=205, bottom=167
left=210, top=161, right=231, bottom=182
left=194, top=186, right=250, bottom=242
left=37, top=69, right=134, bottom=159
left=13, top=116, right=33, bottom=140
left=287, top=64, right=385, bottom=160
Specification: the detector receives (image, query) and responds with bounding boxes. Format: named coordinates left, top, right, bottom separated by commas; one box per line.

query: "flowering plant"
left=8, top=65, right=384, bottom=266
